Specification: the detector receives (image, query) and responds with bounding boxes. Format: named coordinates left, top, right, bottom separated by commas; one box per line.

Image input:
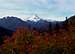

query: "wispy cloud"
left=0, top=0, right=75, bottom=20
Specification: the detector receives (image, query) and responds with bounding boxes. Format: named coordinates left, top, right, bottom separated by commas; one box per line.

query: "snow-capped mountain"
left=26, top=15, right=56, bottom=22
left=27, top=15, right=41, bottom=22
left=0, top=16, right=28, bottom=31
left=0, top=16, right=64, bottom=32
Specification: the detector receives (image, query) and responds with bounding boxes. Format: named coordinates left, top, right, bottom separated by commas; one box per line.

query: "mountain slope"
left=0, top=16, right=64, bottom=32
left=0, top=16, right=28, bottom=31
left=67, top=15, right=75, bottom=31
left=0, top=26, right=13, bottom=45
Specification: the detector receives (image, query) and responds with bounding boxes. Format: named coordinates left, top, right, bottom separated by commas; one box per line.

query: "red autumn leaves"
left=0, top=26, right=75, bottom=54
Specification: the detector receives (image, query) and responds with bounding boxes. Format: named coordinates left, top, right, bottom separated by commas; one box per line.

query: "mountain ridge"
left=0, top=15, right=74, bottom=32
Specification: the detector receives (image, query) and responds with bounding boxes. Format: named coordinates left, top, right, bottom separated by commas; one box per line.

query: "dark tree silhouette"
left=65, top=17, right=68, bottom=25
left=49, top=22, right=52, bottom=32
left=55, top=22, right=60, bottom=32
left=63, top=17, right=69, bottom=31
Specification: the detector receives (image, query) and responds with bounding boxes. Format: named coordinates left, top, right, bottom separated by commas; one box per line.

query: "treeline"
left=0, top=16, right=75, bottom=54
left=0, top=26, right=75, bottom=54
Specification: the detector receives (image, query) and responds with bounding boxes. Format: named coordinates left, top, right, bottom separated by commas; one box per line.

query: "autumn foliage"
left=0, top=23, right=75, bottom=54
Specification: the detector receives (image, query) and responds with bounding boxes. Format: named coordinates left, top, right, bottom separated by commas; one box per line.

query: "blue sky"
left=0, top=0, right=75, bottom=21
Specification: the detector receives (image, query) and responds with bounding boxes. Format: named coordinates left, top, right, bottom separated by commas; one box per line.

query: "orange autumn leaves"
left=0, top=26, right=75, bottom=54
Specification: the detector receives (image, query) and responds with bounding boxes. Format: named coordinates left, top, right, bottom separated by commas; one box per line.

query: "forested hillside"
left=0, top=16, right=75, bottom=54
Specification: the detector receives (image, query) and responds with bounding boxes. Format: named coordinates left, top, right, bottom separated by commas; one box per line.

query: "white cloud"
left=0, top=0, right=74, bottom=21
